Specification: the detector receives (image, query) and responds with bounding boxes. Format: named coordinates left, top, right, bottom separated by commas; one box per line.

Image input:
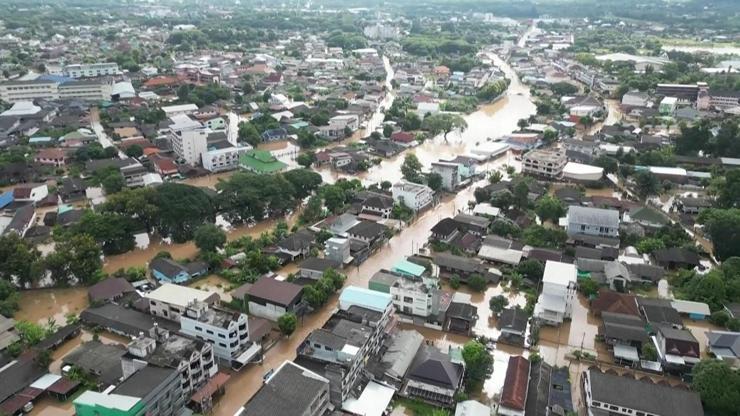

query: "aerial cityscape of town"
left=0, top=0, right=738, bottom=415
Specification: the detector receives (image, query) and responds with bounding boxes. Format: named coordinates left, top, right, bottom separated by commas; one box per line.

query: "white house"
left=162, top=103, right=199, bottom=117
left=534, top=261, right=577, bottom=325
left=145, top=284, right=220, bottom=322
left=392, top=181, right=434, bottom=211
left=566, top=206, right=620, bottom=238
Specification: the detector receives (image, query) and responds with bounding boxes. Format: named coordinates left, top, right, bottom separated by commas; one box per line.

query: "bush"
left=710, top=310, right=730, bottom=327
left=450, top=275, right=461, bottom=289
left=277, top=313, right=298, bottom=336
left=467, top=274, right=487, bottom=292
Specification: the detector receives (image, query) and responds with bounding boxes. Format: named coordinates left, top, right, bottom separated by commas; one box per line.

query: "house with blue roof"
left=0, top=191, right=13, bottom=210
left=261, top=128, right=289, bottom=142
left=339, top=286, right=392, bottom=314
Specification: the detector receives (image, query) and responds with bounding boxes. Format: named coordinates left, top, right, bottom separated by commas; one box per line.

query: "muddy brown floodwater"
left=15, top=287, right=88, bottom=325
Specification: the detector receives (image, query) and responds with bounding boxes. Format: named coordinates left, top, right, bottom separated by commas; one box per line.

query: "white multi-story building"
left=179, top=302, right=260, bottom=368
left=431, top=162, right=460, bottom=191
left=63, top=63, right=119, bottom=78
left=390, top=277, right=440, bottom=318
left=522, top=149, right=567, bottom=179
left=162, top=104, right=199, bottom=117
left=325, top=237, right=351, bottom=265
left=0, top=79, right=112, bottom=103
left=169, top=114, right=208, bottom=166
left=566, top=206, right=620, bottom=238
left=392, top=181, right=434, bottom=211
left=146, top=284, right=220, bottom=322
left=534, top=261, right=577, bottom=325
left=202, top=143, right=252, bottom=173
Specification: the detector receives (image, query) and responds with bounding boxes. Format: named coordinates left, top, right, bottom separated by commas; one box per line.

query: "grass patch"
left=394, top=398, right=450, bottom=416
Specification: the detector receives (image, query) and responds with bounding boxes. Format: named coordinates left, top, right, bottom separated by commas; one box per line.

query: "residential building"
left=444, top=293, right=479, bottom=335
left=324, top=237, right=351, bottom=265
left=246, top=276, right=304, bottom=321
left=522, top=149, right=567, bottom=179
left=621, top=90, right=650, bottom=107
left=124, top=331, right=217, bottom=396
left=0, top=315, right=19, bottom=351
left=392, top=181, right=434, bottom=211
left=452, top=213, right=490, bottom=236
left=360, top=194, right=394, bottom=219
left=524, top=361, right=573, bottom=416
left=148, top=258, right=207, bottom=284
left=709, top=89, right=740, bottom=110
left=402, top=344, right=464, bottom=407
left=145, top=284, right=220, bottom=322
left=297, top=288, right=392, bottom=406
left=583, top=368, right=703, bottom=416
left=169, top=115, right=208, bottom=166
left=35, top=148, right=68, bottom=167
left=706, top=330, right=740, bottom=367
left=566, top=206, right=620, bottom=238
left=497, top=308, right=528, bottom=344
left=87, top=277, right=137, bottom=304
left=236, top=361, right=330, bottom=416
left=346, top=220, right=388, bottom=246
left=239, top=149, right=288, bottom=174
left=63, top=63, right=119, bottom=78
left=179, top=302, right=258, bottom=368
left=498, top=356, right=530, bottom=416
left=389, top=274, right=441, bottom=318
left=431, top=162, right=460, bottom=191
left=79, top=303, right=179, bottom=338
left=62, top=341, right=127, bottom=388
left=534, top=261, right=577, bottom=325
left=162, top=104, right=199, bottom=117
left=655, top=324, right=701, bottom=369
left=298, top=257, right=341, bottom=280
left=0, top=78, right=113, bottom=103
left=74, top=364, right=186, bottom=416
left=202, top=143, right=252, bottom=173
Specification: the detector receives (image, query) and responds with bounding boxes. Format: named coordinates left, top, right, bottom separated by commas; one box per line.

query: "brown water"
left=189, top=275, right=235, bottom=302
left=15, top=288, right=88, bottom=325
left=538, top=294, right=605, bottom=367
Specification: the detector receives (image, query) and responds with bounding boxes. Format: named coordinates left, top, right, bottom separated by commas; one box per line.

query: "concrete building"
left=431, top=162, right=460, bottom=191
left=390, top=275, right=441, bottom=318
left=145, top=284, right=220, bottom=322
left=0, top=78, right=112, bottom=103
left=324, top=237, right=352, bottom=265
left=124, top=331, right=217, bottom=397
left=168, top=114, right=208, bottom=166
left=392, top=181, right=434, bottom=211
left=566, top=206, right=620, bottom=238
left=63, top=63, right=119, bottom=78
left=246, top=276, right=304, bottom=321
left=522, top=149, right=567, bottom=179
left=202, top=143, right=252, bottom=173
left=179, top=302, right=259, bottom=368
left=236, top=361, right=330, bottom=416
left=534, top=261, right=577, bottom=325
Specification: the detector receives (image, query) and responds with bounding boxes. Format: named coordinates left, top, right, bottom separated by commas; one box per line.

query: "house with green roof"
left=239, top=149, right=287, bottom=174
left=73, top=391, right=145, bottom=416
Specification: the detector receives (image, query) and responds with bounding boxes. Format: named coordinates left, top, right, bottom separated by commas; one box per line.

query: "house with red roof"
left=150, top=155, right=179, bottom=177
left=390, top=131, right=417, bottom=147
left=498, top=355, right=530, bottom=416
left=34, top=148, right=68, bottom=167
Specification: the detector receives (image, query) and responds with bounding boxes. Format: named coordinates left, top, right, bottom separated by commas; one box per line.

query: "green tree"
left=383, top=124, right=393, bottom=138
left=594, top=155, right=618, bottom=174
left=513, top=181, right=530, bottom=210
left=101, top=170, right=125, bottom=194
left=401, top=154, right=423, bottom=183
left=489, top=295, right=508, bottom=313
left=449, top=275, right=461, bottom=289
left=474, top=187, right=490, bottom=203
left=641, top=343, right=658, bottom=361
left=489, top=171, right=503, bottom=184
left=633, top=170, right=660, bottom=199
left=194, top=224, right=227, bottom=253
left=692, top=359, right=740, bottom=416
left=713, top=169, right=740, bottom=209
left=636, top=237, right=666, bottom=254
left=125, top=144, right=143, bottom=158
left=535, top=195, right=565, bottom=223
left=550, top=82, right=578, bottom=96
left=46, top=233, right=103, bottom=285
left=238, top=122, right=262, bottom=147
left=153, top=184, right=215, bottom=242
left=523, top=225, right=567, bottom=249
left=283, top=169, right=323, bottom=199
left=0, top=233, right=43, bottom=288
left=296, top=152, right=316, bottom=168
left=516, top=259, right=545, bottom=282
left=300, top=195, right=324, bottom=224
left=15, top=320, right=46, bottom=346
left=517, top=119, right=529, bottom=130
left=72, top=211, right=137, bottom=255
left=579, top=278, right=599, bottom=297
left=467, top=274, right=487, bottom=292
left=427, top=172, right=443, bottom=192
left=422, top=113, right=468, bottom=140
left=277, top=313, right=298, bottom=336
left=698, top=209, right=740, bottom=261
left=461, top=340, right=493, bottom=391
left=0, top=280, right=20, bottom=317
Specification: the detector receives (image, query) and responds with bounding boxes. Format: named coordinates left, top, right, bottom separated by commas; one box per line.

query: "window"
left=195, top=326, right=202, bottom=331
left=403, top=296, right=414, bottom=303
left=206, top=329, right=214, bottom=335
left=219, top=342, right=227, bottom=348
left=218, top=333, right=225, bottom=338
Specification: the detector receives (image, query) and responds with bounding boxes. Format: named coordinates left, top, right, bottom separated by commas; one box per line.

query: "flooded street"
left=15, top=287, right=88, bottom=325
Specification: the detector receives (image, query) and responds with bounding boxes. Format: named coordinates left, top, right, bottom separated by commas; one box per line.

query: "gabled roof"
left=567, top=205, right=620, bottom=228
left=407, top=345, right=463, bottom=389
left=500, top=356, right=530, bottom=411
left=591, top=289, right=639, bottom=316
left=602, top=312, right=649, bottom=344
left=347, top=220, right=388, bottom=239
left=247, top=276, right=303, bottom=307
left=87, top=277, right=136, bottom=303
left=498, top=307, right=528, bottom=332
left=431, top=218, right=461, bottom=236
left=239, top=361, right=329, bottom=416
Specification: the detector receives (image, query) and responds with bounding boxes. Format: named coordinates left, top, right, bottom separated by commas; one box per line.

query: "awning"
left=190, top=372, right=231, bottom=404
left=47, top=377, right=80, bottom=395
left=234, top=343, right=262, bottom=365
left=613, top=344, right=639, bottom=362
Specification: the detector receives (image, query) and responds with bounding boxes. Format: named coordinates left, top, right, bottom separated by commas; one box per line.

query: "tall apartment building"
left=168, top=114, right=208, bottom=166
left=534, top=261, right=577, bottom=325
left=179, top=301, right=260, bottom=369
left=63, top=62, right=119, bottom=78
left=0, top=78, right=112, bottom=103
left=522, top=149, right=567, bottom=179
left=123, top=330, right=218, bottom=397
left=297, top=286, right=392, bottom=406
